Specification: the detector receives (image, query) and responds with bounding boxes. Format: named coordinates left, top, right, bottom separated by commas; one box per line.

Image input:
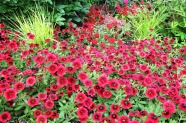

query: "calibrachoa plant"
left=0, top=4, right=186, bottom=123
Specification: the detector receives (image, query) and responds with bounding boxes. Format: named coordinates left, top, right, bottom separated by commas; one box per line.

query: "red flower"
left=75, top=92, right=87, bottom=103
left=121, top=99, right=132, bottom=109
left=27, top=33, right=35, bottom=40
left=78, top=72, right=88, bottom=82
left=34, top=109, right=42, bottom=118
left=47, top=53, right=57, bottom=63
left=0, top=111, right=11, bottom=123
left=92, top=112, right=102, bottom=122
left=48, top=64, right=58, bottom=74
left=45, top=99, right=54, bottom=109
left=77, top=107, right=88, bottom=118
left=103, top=90, right=112, bottom=98
left=109, top=79, right=119, bottom=90
left=36, top=115, right=47, bottom=123
left=38, top=93, right=47, bottom=100
left=163, top=101, right=176, bottom=113
left=72, top=60, right=82, bottom=69
left=83, top=97, right=93, bottom=109
left=84, top=79, right=93, bottom=88
left=87, top=88, right=96, bottom=96
left=178, top=101, right=186, bottom=112
left=34, top=55, right=45, bottom=64
left=26, top=76, right=36, bottom=86
left=66, top=66, right=75, bottom=73
left=110, top=113, right=118, bottom=121
left=57, top=77, right=68, bottom=88
left=57, top=66, right=66, bottom=76
left=14, top=82, right=25, bottom=91
left=110, top=104, right=120, bottom=113
left=50, top=84, right=59, bottom=91
left=162, top=110, right=171, bottom=119
left=51, top=111, right=58, bottom=119
left=145, top=88, right=157, bottom=99
left=118, top=115, right=130, bottom=123
left=97, top=104, right=106, bottom=113
left=138, top=110, right=148, bottom=117
left=44, top=110, right=53, bottom=118
left=27, top=98, right=39, bottom=107
left=146, top=112, right=159, bottom=123
left=4, top=88, right=17, bottom=101
left=97, top=75, right=108, bottom=87
left=108, top=37, right=115, bottom=44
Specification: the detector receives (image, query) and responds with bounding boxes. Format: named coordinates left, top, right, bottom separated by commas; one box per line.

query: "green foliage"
left=153, top=0, right=186, bottom=47
left=0, top=0, right=103, bottom=27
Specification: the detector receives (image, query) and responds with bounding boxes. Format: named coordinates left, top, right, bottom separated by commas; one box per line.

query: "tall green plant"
left=127, top=7, right=167, bottom=39
left=10, top=4, right=54, bottom=48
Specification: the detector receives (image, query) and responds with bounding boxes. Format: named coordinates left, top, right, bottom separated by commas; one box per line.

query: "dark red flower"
left=110, top=104, right=120, bottom=113
left=162, top=110, right=171, bottom=119
left=44, top=110, right=53, bottom=118
left=178, top=101, right=186, bottom=112
left=97, top=104, right=106, bottom=113
left=57, top=65, right=66, bottom=76
left=138, top=110, right=148, bottom=117
left=92, top=112, right=102, bottom=122
left=121, top=99, right=132, bottom=109
left=84, top=79, right=93, bottom=88
left=0, top=111, right=11, bottom=123
left=34, top=109, right=42, bottom=118
left=50, top=84, right=59, bottom=91
left=163, top=101, right=176, bottom=113
left=118, top=115, right=130, bottom=123
left=51, top=111, right=58, bottom=119
left=4, top=88, right=17, bottom=101
left=72, top=60, right=82, bottom=69
left=38, top=93, right=47, bottom=100
left=110, top=113, right=118, bottom=121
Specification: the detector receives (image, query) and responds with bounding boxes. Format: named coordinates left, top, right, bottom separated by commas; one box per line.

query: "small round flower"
left=57, top=77, right=68, bottom=88
left=50, top=111, right=58, bottom=119
left=44, top=110, right=53, bottom=118
left=0, top=111, right=11, bottom=123
left=77, top=107, right=88, bottom=118
left=118, top=115, right=130, bottom=123
left=75, top=92, right=87, bottom=103
left=145, top=88, right=157, bottom=99
left=92, top=112, right=102, bottom=122
left=110, top=113, right=118, bottom=121
left=97, top=75, right=108, bottom=87
left=57, top=66, right=66, bottom=76
left=163, top=101, right=176, bottom=113
left=84, top=79, right=93, bottom=88
left=50, top=84, right=59, bottom=92
left=97, top=104, right=106, bottom=113
left=78, top=72, right=88, bottom=82
left=47, top=53, right=57, bottom=63
left=178, top=101, right=186, bottom=112
left=34, top=109, right=42, bottom=118
left=48, top=64, right=58, bottom=74
left=26, top=76, right=36, bottom=86
left=38, top=93, right=47, bottom=101
left=102, top=90, right=112, bottom=98
left=121, top=99, right=132, bottom=109
left=110, top=104, right=120, bottom=113
left=45, top=99, right=54, bottom=109
left=14, top=82, right=25, bottom=91
left=138, top=110, right=148, bottom=117
left=72, top=60, right=82, bottom=69
left=27, top=98, right=39, bottom=107
left=162, top=110, right=171, bottom=119
left=34, top=55, right=45, bottom=64
left=4, top=88, right=17, bottom=101
left=36, top=115, right=47, bottom=123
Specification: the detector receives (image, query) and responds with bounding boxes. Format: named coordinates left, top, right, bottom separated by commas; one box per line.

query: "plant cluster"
left=0, top=0, right=186, bottom=123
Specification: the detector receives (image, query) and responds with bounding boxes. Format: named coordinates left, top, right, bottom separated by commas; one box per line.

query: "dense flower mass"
left=0, top=1, right=186, bottom=122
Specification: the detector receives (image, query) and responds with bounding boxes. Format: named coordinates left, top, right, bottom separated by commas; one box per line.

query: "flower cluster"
left=0, top=3, right=186, bottom=123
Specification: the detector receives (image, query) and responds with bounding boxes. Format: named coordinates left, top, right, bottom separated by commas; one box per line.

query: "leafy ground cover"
left=0, top=1, right=186, bottom=123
